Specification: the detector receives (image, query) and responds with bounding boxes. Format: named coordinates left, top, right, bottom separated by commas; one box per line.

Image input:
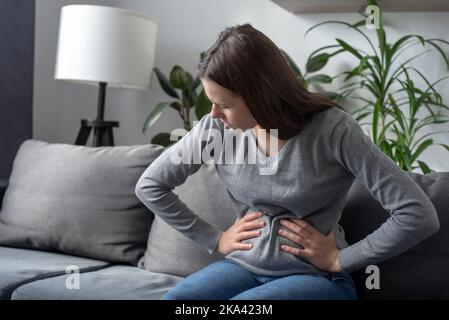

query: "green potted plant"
left=286, top=0, right=449, bottom=173
left=142, top=65, right=212, bottom=146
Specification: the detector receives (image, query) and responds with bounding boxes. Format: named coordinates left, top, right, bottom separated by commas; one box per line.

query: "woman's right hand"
left=217, top=211, right=265, bottom=255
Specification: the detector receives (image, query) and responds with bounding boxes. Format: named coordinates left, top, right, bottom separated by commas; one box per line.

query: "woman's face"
left=201, top=79, right=258, bottom=131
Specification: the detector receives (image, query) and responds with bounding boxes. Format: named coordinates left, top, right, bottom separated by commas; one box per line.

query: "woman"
left=135, top=24, right=439, bottom=300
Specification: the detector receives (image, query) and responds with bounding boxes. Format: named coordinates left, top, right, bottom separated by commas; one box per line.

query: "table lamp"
left=54, top=5, right=157, bottom=146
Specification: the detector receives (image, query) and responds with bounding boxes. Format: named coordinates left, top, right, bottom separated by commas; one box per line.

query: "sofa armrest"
left=0, top=179, right=8, bottom=208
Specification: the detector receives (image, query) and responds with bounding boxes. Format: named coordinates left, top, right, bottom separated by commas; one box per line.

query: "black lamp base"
left=75, top=119, right=119, bottom=147
left=74, top=82, right=119, bottom=147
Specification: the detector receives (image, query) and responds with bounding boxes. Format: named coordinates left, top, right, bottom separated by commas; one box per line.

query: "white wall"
left=34, top=0, right=449, bottom=171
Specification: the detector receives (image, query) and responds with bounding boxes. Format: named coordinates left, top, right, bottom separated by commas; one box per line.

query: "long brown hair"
left=198, top=23, right=344, bottom=139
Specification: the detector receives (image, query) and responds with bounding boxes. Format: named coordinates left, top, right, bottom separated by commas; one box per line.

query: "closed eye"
left=213, top=103, right=229, bottom=109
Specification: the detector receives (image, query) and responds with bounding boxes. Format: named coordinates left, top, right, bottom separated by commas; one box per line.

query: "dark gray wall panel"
left=0, top=0, right=35, bottom=180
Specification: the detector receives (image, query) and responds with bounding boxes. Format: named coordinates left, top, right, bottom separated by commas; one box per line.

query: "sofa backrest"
left=340, top=172, right=449, bottom=299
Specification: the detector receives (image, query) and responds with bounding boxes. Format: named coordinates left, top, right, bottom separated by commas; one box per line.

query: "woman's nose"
left=210, top=104, right=221, bottom=118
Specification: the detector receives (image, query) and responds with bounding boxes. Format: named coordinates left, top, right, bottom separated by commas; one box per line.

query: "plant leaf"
left=411, top=130, right=448, bottom=150
left=308, top=45, right=341, bottom=61
left=189, top=90, right=198, bottom=109
left=190, top=76, right=201, bottom=92
left=411, top=139, right=433, bottom=163
left=151, top=132, right=175, bottom=147
left=306, top=74, right=332, bottom=84
left=372, top=100, right=381, bottom=144
left=379, top=139, right=394, bottom=159
left=417, top=161, right=432, bottom=174
left=195, top=89, right=212, bottom=119
left=438, top=143, right=449, bottom=152
left=281, top=49, right=303, bottom=79
left=336, top=38, right=363, bottom=60
left=153, top=68, right=180, bottom=99
left=344, top=56, right=369, bottom=81
left=306, top=53, right=329, bottom=73
left=426, top=39, right=449, bottom=70
left=170, top=101, right=182, bottom=112
left=142, top=101, right=172, bottom=133
left=352, top=19, right=366, bottom=28
left=354, top=111, right=372, bottom=121
left=170, top=65, right=189, bottom=90
left=305, top=20, right=377, bottom=55
left=390, top=35, right=424, bottom=62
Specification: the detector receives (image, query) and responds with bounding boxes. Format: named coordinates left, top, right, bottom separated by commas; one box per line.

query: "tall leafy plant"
left=299, top=0, right=449, bottom=173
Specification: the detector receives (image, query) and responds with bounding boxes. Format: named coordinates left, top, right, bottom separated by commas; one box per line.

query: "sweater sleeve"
left=135, top=114, right=224, bottom=255
left=330, top=111, right=440, bottom=273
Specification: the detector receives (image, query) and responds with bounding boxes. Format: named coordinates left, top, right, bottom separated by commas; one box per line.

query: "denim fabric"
left=161, top=259, right=357, bottom=300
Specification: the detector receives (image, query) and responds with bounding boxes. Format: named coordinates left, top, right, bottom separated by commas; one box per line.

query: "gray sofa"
left=0, top=139, right=448, bottom=300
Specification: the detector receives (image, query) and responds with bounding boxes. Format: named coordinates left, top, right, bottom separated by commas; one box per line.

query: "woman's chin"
left=225, top=123, right=236, bottom=131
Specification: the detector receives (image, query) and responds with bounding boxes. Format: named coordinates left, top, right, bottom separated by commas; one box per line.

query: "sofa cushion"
left=139, top=164, right=236, bottom=277
left=0, top=246, right=110, bottom=300
left=340, top=171, right=449, bottom=299
left=11, top=265, right=183, bottom=300
left=0, top=139, right=163, bottom=265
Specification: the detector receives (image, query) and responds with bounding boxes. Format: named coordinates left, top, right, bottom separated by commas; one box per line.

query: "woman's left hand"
left=278, top=218, right=341, bottom=272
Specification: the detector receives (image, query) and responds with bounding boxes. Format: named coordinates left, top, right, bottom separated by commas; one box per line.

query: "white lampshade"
left=54, top=5, right=157, bottom=89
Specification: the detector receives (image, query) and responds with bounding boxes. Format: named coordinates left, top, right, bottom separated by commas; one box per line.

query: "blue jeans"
left=161, top=259, right=357, bottom=300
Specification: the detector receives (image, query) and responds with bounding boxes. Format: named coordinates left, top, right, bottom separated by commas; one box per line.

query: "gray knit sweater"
left=135, top=108, right=440, bottom=276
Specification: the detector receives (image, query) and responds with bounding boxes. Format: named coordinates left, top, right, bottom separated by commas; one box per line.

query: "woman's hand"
left=278, top=218, right=341, bottom=272
left=217, top=211, right=265, bottom=256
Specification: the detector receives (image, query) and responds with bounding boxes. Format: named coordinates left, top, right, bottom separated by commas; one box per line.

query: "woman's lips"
left=219, top=118, right=234, bottom=130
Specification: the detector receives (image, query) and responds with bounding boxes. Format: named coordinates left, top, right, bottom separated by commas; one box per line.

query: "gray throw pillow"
left=0, top=139, right=163, bottom=265
left=138, top=164, right=236, bottom=277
